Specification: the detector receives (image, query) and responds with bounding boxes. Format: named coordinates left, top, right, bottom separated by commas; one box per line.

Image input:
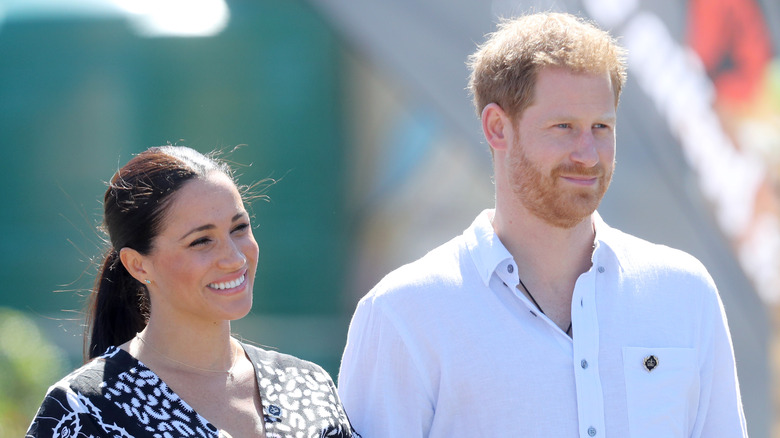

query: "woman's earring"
left=144, top=279, right=151, bottom=285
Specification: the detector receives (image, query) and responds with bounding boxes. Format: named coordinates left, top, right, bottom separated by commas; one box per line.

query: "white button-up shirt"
left=338, top=209, right=747, bottom=437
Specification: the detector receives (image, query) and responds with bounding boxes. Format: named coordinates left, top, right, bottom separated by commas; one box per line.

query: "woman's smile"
left=208, top=270, right=248, bottom=294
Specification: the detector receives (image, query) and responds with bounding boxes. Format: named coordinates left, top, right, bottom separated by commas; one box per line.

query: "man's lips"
left=560, top=174, right=599, bottom=185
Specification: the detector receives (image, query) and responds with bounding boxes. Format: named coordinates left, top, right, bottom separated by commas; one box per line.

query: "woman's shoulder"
left=239, top=343, right=361, bottom=438
left=48, top=347, right=129, bottom=393
left=26, top=347, right=146, bottom=437
left=241, top=342, right=330, bottom=377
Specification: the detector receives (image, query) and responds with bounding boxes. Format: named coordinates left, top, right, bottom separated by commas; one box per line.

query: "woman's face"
left=140, top=172, right=259, bottom=326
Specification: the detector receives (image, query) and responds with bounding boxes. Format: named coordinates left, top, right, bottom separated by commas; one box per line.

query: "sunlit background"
left=0, top=0, right=778, bottom=436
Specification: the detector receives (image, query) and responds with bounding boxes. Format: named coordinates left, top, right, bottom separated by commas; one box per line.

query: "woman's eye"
left=232, top=223, right=250, bottom=234
left=189, top=237, right=211, bottom=247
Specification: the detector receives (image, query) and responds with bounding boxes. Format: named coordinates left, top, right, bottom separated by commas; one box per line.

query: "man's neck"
left=493, top=206, right=595, bottom=264
left=491, top=206, right=596, bottom=323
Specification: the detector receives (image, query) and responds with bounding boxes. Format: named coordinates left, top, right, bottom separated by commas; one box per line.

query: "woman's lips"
left=207, top=270, right=247, bottom=293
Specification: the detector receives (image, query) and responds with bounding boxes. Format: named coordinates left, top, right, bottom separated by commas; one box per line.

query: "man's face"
left=507, top=67, right=616, bottom=228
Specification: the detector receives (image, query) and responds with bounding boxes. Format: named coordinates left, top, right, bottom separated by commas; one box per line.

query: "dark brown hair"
left=85, top=146, right=232, bottom=359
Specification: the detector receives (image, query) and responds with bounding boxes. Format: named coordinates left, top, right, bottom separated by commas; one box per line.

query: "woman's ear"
left=481, top=103, right=512, bottom=153
left=119, top=247, right=149, bottom=284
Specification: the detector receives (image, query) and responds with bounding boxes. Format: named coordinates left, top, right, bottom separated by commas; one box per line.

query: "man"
left=338, top=12, right=747, bottom=437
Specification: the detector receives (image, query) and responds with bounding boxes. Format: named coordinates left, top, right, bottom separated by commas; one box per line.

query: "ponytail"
left=84, top=249, right=149, bottom=360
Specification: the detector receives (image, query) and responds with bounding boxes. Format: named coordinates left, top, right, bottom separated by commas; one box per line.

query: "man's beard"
left=508, top=143, right=613, bottom=229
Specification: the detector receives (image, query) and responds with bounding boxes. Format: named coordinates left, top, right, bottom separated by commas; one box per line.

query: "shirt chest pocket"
left=622, top=347, right=699, bottom=438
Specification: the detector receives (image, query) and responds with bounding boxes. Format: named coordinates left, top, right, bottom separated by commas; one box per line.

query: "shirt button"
left=507, top=264, right=514, bottom=273
left=598, top=266, right=605, bottom=273
left=588, top=426, right=597, bottom=436
left=581, top=359, right=588, bottom=369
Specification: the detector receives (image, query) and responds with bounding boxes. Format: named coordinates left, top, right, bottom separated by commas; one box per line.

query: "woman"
left=26, top=146, right=358, bottom=438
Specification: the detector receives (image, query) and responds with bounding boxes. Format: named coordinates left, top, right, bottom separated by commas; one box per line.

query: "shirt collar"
left=464, top=209, right=514, bottom=286
left=591, top=211, right=625, bottom=272
left=464, top=209, right=624, bottom=287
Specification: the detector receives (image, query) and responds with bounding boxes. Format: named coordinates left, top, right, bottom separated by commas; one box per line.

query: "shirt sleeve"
left=338, top=294, right=435, bottom=438
left=692, top=283, right=749, bottom=438
left=317, top=363, right=363, bottom=438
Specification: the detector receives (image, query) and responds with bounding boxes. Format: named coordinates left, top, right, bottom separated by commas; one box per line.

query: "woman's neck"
left=128, top=318, right=236, bottom=375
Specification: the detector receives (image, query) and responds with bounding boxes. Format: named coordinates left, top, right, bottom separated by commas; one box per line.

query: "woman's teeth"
left=209, top=274, right=245, bottom=290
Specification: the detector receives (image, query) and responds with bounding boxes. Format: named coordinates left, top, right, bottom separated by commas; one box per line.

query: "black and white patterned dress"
left=26, top=344, right=359, bottom=438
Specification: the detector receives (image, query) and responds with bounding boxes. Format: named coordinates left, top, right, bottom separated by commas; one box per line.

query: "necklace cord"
left=516, top=276, right=573, bottom=336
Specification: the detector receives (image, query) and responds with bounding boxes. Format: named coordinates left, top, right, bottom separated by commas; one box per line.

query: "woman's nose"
left=218, top=239, right=247, bottom=270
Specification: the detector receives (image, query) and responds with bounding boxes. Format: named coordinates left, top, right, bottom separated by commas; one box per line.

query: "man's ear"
left=119, top=247, right=150, bottom=284
left=481, top=103, right=512, bottom=153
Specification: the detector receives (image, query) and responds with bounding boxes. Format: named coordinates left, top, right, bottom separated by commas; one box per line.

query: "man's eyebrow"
left=179, top=212, right=247, bottom=241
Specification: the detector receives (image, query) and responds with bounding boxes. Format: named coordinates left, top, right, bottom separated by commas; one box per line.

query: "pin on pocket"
left=643, top=355, right=659, bottom=372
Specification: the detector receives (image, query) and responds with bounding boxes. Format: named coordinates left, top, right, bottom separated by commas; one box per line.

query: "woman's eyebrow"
left=179, top=212, right=247, bottom=241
